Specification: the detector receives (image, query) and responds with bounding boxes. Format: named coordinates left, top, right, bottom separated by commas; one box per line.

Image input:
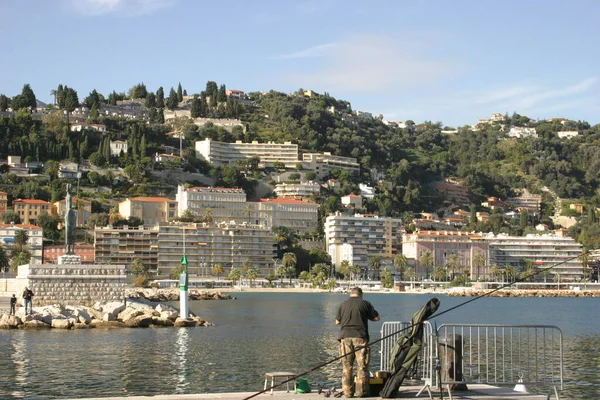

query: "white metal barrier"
left=379, top=321, right=435, bottom=391
left=436, top=324, right=563, bottom=399
left=380, top=323, right=564, bottom=399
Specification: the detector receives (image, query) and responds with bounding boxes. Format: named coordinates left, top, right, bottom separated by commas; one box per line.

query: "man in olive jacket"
left=336, top=287, right=380, bottom=398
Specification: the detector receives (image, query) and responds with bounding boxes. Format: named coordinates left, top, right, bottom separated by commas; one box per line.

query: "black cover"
left=380, top=298, right=440, bottom=398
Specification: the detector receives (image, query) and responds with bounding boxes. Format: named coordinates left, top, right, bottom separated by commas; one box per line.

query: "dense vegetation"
left=2, top=83, right=600, bottom=251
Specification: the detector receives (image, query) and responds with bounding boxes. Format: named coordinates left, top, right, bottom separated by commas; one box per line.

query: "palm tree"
left=419, top=251, right=434, bottom=281
left=14, top=229, right=29, bottom=253
left=108, top=206, right=121, bottom=225
left=242, top=259, right=251, bottom=285
left=473, top=253, right=486, bottom=281
left=246, top=266, right=259, bottom=287
left=339, top=259, right=351, bottom=279
left=405, top=266, right=417, bottom=284
left=489, top=264, right=501, bottom=282
left=446, top=254, right=461, bottom=282
left=130, top=258, right=150, bottom=278
left=212, top=263, right=225, bottom=280
left=505, top=264, right=518, bottom=283
left=433, top=266, right=446, bottom=282
left=228, top=268, right=241, bottom=286
left=282, top=252, right=297, bottom=285
left=393, top=254, right=408, bottom=280
left=368, top=256, right=381, bottom=280
left=10, top=251, right=30, bottom=273
left=50, top=89, right=57, bottom=105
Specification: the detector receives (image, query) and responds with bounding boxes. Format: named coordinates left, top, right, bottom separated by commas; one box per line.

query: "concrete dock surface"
left=74, top=384, right=550, bottom=400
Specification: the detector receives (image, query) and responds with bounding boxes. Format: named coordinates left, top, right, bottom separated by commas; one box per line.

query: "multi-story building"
left=506, top=193, right=542, bottom=215
left=484, top=233, right=583, bottom=281
left=157, top=222, right=276, bottom=277
left=329, top=242, right=354, bottom=268
left=110, top=140, right=128, bottom=157
left=13, top=199, right=51, bottom=225
left=248, top=198, right=319, bottom=233
left=43, top=244, right=95, bottom=264
left=94, top=225, right=159, bottom=272
left=119, top=197, right=177, bottom=226
left=302, top=152, right=360, bottom=178
left=402, top=231, right=489, bottom=280
left=176, top=185, right=247, bottom=222
left=177, top=185, right=319, bottom=233
left=341, top=194, right=363, bottom=210
left=325, top=213, right=403, bottom=268
left=195, top=138, right=299, bottom=167
left=274, top=181, right=321, bottom=198
left=0, top=223, right=43, bottom=264
left=0, top=191, right=7, bottom=214
left=434, top=179, right=470, bottom=205
left=53, top=197, right=92, bottom=227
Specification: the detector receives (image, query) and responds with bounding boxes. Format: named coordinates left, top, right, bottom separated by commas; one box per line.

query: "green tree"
left=166, top=87, right=178, bottom=110
left=446, top=253, right=461, bottom=281
left=177, top=82, right=183, bottom=103
left=473, top=253, right=486, bottom=281
left=420, top=251, right=434, bottom=280
left=368, top=256, right=381, bottom=280
left=282, top=252, right=297, bottom=284
left=228, top=267, right=242, bottom=285
left=212, top=263, right=225, bottom=279
left=0, top=94, right=9, bottom=111
left=2, top=210, right=21, bottom=224
left=156, top=86, right=165, bottom=108
left=246, top=266, right=259, bottom=287
left=0, top=245, right=8, bottom=273
left=381, top=268, right=394, bottom=288
left=10, top=251, right=30, bottom=273
left=393, top=254, right=408, bottom=280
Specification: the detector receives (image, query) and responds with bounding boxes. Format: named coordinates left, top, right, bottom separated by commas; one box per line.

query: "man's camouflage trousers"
left=339, top=337, right=370, bottom=397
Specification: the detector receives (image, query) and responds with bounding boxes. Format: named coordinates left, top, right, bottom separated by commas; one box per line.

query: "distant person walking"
left=22, top=287, right=34, bottom=315
left=335, top=287, right=380, bottom=398
left=10, top=294, right=17, bottom=315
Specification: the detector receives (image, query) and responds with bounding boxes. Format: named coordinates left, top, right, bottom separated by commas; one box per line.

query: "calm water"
left=0, top=293, right=598, bottom=399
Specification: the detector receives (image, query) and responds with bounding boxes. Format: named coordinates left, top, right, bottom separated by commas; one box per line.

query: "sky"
left=1, top=0, right=599, bottom=127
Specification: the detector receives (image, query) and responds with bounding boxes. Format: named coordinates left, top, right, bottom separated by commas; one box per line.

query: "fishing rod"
left=241, top=250, right=593, bottom=399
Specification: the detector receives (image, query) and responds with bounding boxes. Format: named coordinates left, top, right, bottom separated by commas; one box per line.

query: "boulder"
left=118, top=308, right=144, bottom=323
left=151, top=316, right=174, bottom=327
left=125, top=314, right=153, bottom=328
left=72, top=322, right=92, bottom=329
left=22, top=320, right=51, bottom=330
left=101, top=301, right=126, bottom=317
left=103, top=313, right=116, bottom=322
left=51, top=318, right=73, bottom=329
left=174, top=317, right=196, bottom=327
left=90, top=320, right=126, bottom=328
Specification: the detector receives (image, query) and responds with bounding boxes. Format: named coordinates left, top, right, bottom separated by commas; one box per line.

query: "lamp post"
left=179, top=226, right=189, bottom=319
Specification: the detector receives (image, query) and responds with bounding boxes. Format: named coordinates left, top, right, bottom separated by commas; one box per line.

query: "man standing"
left=336, top=287, right=380, bottom=398
left=9, top=294, right=17, bottom=315
left=22, top=287, right=34, bottom=315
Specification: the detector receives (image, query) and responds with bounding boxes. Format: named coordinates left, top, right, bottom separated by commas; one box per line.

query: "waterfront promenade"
left=75, top=384, right=549, bottom=399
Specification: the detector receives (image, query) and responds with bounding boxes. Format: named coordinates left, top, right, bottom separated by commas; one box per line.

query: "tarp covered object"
left=380, top=298, right=440, bottom=398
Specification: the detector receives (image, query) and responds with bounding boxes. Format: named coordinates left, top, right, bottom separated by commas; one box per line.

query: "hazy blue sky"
left=1, top=0, right=598, bottom=126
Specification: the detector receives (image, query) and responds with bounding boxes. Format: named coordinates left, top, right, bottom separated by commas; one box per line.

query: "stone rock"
left=174, top=317, right=196, bottom=327
left=125, top=314, right=153, bottom=328
left=51, top=318, right=73, bottom=329
left=101, top=301, right=126, bottom=317
left=103, top=313, right=116, bottom=322
left=160, top=310, right=179, bottom=321
left=151, top=316, right=174, bottom=327
left=118, top=308, right=144, bottom=323
left=22, top=320, right=51, bottom=330
left=72, top=322, right=92, bottom=329
left=90, top=320, right=126, bottom=328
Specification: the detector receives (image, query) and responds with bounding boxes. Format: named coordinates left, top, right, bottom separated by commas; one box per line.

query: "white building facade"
left=195, top=138, right=299, bottom=167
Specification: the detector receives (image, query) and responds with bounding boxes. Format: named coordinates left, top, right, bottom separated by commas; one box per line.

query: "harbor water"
left=0, top=292, right=598, bottom=399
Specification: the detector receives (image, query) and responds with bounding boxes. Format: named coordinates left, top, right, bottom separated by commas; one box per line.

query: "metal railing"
left=379, top=321, right=435, bottom=390
left=380, top=323, right=563, bottom=399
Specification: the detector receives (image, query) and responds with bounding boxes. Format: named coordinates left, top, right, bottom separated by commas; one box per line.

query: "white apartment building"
left=508, top=127, right=538, bottom=138
left=248, top=198, right=319, bottom=233
left=110, top=140, right=128, bottom=157
left=176, top=185, right=248, bottom=222
left=195, top=138, right=299, bottom=167
left=0, top=223, right=43, bottom=264
left=329, top=242, right=354, bottom=268
left=557, top=131, right=579, bottom=139
left=325, top=213, right=403, bottom=268
left=341, top=194, right=363, bottom=209
left=402, top=231, right=489, bottom=280
left=274, top=181, right=321, bottom=198
left=302, top=152, right=360, bottom=179
left=484, top=233, right=583, bottom=281
left=176, top=185, right=319, bottom=233
left=157, top=222, right=276, bottom=277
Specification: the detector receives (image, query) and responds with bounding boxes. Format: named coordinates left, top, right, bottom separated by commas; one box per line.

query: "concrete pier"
left=74, top=384, right=550, bottom=399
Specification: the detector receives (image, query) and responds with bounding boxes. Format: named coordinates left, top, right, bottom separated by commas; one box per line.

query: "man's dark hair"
left=350, top=287, right=363, bottom=297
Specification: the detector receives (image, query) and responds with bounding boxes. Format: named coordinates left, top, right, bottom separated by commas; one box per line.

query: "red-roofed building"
left=225, top=89, right=245, bottom=99
left=13, top=199, right=51, bottom=225
left=119, top=197, right=177, bottom=225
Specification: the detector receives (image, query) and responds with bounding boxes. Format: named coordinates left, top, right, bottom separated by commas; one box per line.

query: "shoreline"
left=218, top=286, right=600, bottom=297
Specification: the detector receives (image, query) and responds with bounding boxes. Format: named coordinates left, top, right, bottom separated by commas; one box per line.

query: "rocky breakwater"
left=449, top=289, right=600, bottom=298
left=126, top=288, right=234, bottom=302
left=0, top=298, right=213, bottom=330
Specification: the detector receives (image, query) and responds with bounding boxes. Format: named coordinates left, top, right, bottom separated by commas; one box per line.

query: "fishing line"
left=241, top=250, right=592, bottom=399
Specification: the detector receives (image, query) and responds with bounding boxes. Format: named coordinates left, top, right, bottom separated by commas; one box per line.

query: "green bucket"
left=296, top=378, right=311, bottom=393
